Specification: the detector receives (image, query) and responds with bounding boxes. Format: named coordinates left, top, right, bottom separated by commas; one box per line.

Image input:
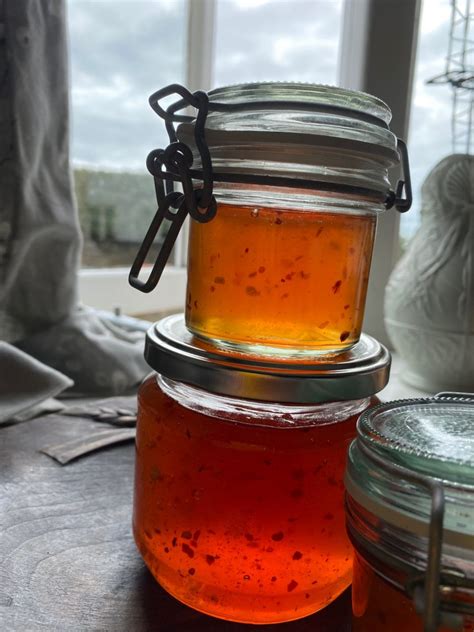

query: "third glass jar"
left=179, top=83, right=401, bottom=356
left=346, top=395, right=474, bottom=632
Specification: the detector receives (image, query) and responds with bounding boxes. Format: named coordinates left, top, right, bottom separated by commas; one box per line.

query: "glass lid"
left=176, top=81, right=400, bottom=196
left=207, top=82, right=393, bottom=126
left=346, top=393, right=474, bottom=547
left=358, top=395, right=474, bottom=485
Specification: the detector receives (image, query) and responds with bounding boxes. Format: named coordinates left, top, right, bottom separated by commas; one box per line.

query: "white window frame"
left=79, top=0, right=421, bottom=346
left=339, top=0, right=421, bottom=345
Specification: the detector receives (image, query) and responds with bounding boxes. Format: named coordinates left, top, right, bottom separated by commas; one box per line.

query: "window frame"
left=338, top=0, right=421, bottom=346
left=78, top=0, right=421, bottom=345
left=78, top=0, right=216, bottom=315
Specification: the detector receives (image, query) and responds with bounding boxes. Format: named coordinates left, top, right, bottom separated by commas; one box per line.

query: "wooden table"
left=0, top=410, right=351, bottom=631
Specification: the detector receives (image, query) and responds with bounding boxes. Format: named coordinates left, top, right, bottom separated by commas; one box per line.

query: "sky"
left=67, top=0, right=187, bottom=169
left=67, top=0, right=461, bottom=240
left=400, top=0, right=456, bottom=238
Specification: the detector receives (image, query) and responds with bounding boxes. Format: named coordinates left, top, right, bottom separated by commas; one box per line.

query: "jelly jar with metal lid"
left=129, top=82, right=411, bottom=356
left=133, top=314, right=390, bottom=624
left=345, top=393, right=474, bottom=632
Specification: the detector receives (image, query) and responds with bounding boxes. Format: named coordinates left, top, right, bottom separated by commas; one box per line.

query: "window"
left=213, top=0, right=343, bottom=87
left=69, top=0, right=188, bottom=314
left=74, top=0, right=422, bottom=343
left=401, top=0, right=464, bottom=244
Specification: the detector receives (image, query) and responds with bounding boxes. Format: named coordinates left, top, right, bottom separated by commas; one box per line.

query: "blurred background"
left=69, top=0, right=467, bottom=332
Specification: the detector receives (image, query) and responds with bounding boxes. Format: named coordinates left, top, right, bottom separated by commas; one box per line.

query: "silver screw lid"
left=144, top=314, right=391, bottom=404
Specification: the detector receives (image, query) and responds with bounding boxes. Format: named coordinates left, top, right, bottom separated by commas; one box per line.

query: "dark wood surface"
left=0, top=409, right=351, bottom=631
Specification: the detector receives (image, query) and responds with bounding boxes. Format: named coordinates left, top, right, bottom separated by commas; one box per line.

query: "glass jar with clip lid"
left=129, top=82, right=412, bottom=357
left=346, top=392, right=474, bottom=632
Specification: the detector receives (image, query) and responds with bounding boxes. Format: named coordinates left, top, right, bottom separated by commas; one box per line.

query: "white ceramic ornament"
left=385, top=154, right=474, bottom=392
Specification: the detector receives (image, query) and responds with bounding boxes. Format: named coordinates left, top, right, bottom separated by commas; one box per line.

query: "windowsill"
left=380, top=353, right=436, bottom=401
left=78, top=266, right=187, bottom=315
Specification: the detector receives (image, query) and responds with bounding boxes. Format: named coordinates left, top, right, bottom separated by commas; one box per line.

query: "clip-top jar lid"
left=129, top=83, right=411, bottom=295
left=346, top=394, right=474, bottom=547
left=359, top=395, right=474, bottom=484
left=176, top=82, right=400, bottom=195
left=144, top=314, right=390, bottom=404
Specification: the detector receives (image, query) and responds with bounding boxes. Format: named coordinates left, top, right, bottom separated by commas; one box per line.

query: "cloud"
left=67, top=0, right=459, bottom=244
left=67, top=0, right=343, bottom=170
left=213, top=0, right=342, bottom=86
left=67, top=0, right=187, bottom=170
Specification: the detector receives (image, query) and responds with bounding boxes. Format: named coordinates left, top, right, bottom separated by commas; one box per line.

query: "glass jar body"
left=346, top=489, right=474, bottom=632
left=133, top=374, right=376, bottom=624
left=352, top=552, right=473, bottom=632
left=185, top=185, right=379, bottom=356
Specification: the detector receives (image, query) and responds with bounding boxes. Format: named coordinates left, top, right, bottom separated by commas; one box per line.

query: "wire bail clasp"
left=385, top=138, right=412, bottom=213
left=358, top=438, right=445, bottom=632
left=130, top=83, right=414, bottom=293
left=129, top=85, right=216, bottom=293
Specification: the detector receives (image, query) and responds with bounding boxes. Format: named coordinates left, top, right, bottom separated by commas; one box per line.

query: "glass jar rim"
left=157, top=374, right=370, bottom=429
left=210, top=183, right=385, bottom=214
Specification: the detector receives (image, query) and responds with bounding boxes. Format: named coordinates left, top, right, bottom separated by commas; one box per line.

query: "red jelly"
left=133, top=315, right=389, bottom=623
left=134, top=375, right=377, bottom=623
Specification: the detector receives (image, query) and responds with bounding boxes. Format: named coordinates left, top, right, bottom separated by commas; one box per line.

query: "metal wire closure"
left=129, top=83, right=413, bottom=293
left=129, top=85, right=217, bottom=292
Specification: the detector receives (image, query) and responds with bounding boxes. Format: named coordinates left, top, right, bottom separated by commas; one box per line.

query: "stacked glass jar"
left=129, top=82, right=409, bottom=624
left=347, top=393, right=474, bottom=632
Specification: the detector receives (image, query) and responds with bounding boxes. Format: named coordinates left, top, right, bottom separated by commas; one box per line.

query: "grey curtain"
left=0, top=0, right=149, bottom=419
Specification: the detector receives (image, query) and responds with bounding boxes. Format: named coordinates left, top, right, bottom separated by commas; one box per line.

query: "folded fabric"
left=0, top=342, right=73, bottom=425
left=0, top=4, right=152, bottom=400
left=16, top=307, right=149, bottom=396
